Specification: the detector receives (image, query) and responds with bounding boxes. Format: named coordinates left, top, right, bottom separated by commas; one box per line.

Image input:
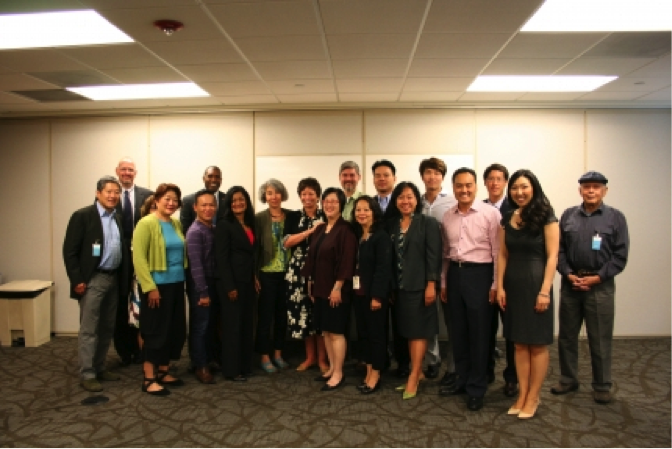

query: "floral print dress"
left=285, top=209, right=325, bottom=339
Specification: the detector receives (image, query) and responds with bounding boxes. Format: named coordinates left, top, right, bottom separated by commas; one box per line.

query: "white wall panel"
left=586, top=110, right=671, bottom=336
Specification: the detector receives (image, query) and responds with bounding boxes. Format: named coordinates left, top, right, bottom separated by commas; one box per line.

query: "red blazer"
left=301, top=217, right=357, bottom=299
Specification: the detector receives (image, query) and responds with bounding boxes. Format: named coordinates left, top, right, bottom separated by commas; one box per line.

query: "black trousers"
left=254, top=271, right=287, bottom=356
left=220, top=280, right=254, bottom=378
left=448, top=263, right=494, bottom=398
left=488, top=305, right=518, bottom=383
left=141, top=282, right=187, bottom=367
left=354, top=294, right=388, bottom=371
left=390, top=294, right=409, bottom=369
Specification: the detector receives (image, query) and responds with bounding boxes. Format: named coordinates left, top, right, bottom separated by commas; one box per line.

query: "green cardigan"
left=132, top=215, right=187, bottom=293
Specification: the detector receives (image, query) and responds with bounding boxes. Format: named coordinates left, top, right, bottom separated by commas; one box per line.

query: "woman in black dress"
left=283, top=177, right=328, bottom=372
left=496, top=169, right=559, bottom=419
left=351, top=196, right=392, bottom=394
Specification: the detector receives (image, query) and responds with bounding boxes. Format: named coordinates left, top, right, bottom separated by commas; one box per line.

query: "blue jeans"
left=188, top=278, right=219, bottom=368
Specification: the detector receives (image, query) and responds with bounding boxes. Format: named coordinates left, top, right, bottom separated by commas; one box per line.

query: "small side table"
left=0, top=280, right=54, bottom=347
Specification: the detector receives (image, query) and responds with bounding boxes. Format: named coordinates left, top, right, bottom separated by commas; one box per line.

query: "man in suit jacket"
left=114, top=158, right=153, bottom=365
left=63, top=176, right=130, bottom=392
left=483, top=163, right=518, bottom=398
left=180, top=166, right=226, bottom=234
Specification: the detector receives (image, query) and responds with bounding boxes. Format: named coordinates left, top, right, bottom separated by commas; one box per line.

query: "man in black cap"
left=551, top=171, right=629, bottom=404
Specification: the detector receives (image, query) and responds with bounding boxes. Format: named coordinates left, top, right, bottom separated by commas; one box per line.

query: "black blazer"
left=484, top=197, right=512, bottom=217
left=215, top=218, right=258, bottom=295
left=356, top=228, right=392, bottom=299
left=181, top=190, right=226, bottom=235
left=387, top=214, right=442, bottom=291
left=63, top=204, right=130, bottom=300
left=115, top=185, right=153, bottom=230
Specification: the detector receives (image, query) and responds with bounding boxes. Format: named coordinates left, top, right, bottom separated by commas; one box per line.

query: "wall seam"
left=361, top=110, right=366, bottom=193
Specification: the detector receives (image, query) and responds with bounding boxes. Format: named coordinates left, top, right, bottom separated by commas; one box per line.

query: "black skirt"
left=314, top=296, right=351, bottom=335
left=395, top=289, right=438, bottom=340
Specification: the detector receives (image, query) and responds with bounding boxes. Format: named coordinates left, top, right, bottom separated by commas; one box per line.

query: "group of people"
left=63, top=155, right=629, bottom=417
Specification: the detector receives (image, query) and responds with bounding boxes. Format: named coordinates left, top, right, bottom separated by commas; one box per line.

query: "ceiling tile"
left=408, top=59, right=490, bottom=77
left=328, top=34, right=416, bottom=59
left=278, top=93, right=338, bottom=103
left=557, top=58, right=657, bottom=76
left=175, top=64, right=257, bottom=82
left=403, top=77, right=474, bottom=92
left=597, top=77, right=671, bottom=92
left=320, top=0, right=427, bottom=34
left=424, top=0, right=543, bottom=34
left=333, top=59, right=408, bottom=78
left=143, top=39, right=243, bottom=65
left=253, top=61, right=332, bottom=80
left=517, top=92, right=585, bottom=101
left=162, top=97, right=223, bottom=107
left=198, top=80, right=272, bottom=96
left=627, top=55, right=671, bottom=77
left=102, top=67, right=187, bottom=83
left=0, top=50, right=87, bottom=72
left=483, top=58, right=570, bottom=75
left=339, top=93, right=399, bottom=102
left=97, top=6, right=221, bottom=42
left=60, top=44, right=167, bottom=69
left=217, top=95, right=278, bottom=105
left=577, top=91, right=648, bottom=101
left=583, top=32, right=671, bottom=59
left=458, top=92, right=523, bottom=101
left=399, top=91, right=462, bottom=102
left=498, top=33, right=609, bottom=58
left=208, top=1, right=320, bottom=37
left=78, top=0, right=194, bottom=9
left=236, top=36, right=327, bottom=61
left=415, top=33, right=511, bottom=58
left=26, top=70, right=119, bottom=87
left=0, top=73, right=58, bottom=90
left=336, top=78, right=403, bottom=93
left=635, top=87, right=671, bottom=102
left=267, top=80, right=335, bottom=95
left=0, top=92, right=35, bottom=104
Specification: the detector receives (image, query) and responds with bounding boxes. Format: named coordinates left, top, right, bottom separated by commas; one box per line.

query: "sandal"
left=273, top=357, right=289, bottom=369
left=142, top=377, right=171, bottom=396
left=157, top=369, right=185, bottom=387
left=261, top=360, right=277, bottom=373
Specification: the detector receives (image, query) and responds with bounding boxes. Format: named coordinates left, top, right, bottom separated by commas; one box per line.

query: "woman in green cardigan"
left=133, top=183, right=188, bottom=396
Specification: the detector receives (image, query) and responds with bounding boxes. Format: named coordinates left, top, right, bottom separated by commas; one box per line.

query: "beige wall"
left=0, top=109, right=668, bottom=336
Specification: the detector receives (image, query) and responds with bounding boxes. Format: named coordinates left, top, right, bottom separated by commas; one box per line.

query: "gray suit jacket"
left=388, top=214, right=442, bottom=291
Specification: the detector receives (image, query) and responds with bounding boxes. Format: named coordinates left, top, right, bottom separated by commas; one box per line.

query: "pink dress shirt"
left=441, top=200, right=501, bottom=289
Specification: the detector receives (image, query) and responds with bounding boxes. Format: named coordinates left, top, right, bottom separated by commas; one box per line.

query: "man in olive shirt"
left=339, top=161, right=362, bottom=221
left=552, top=171, right=629, bottom=404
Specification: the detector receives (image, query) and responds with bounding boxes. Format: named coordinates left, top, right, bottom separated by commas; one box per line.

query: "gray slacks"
left=424, top=299, right=456, bottom=373
left=78, top=271, right=118, bottom=380
left=558, top=278, right=615, bottom=392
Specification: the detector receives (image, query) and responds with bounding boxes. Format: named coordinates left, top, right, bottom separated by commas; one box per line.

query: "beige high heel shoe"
left=518, top=400, right=541, bottom=419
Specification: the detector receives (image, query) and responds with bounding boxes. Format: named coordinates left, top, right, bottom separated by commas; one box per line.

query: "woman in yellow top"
left=133, top=183, right=187, bottom=396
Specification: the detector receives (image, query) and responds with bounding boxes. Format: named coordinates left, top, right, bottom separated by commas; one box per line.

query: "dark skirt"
left=395, top=289, right=438, bottom=340
left=314, top=296, right=351, bottom=335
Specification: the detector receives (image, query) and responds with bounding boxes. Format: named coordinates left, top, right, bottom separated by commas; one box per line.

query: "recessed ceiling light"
left=521, top=0, right=672, bottom=32
left=0, top=10, right=133, bottom=50
left=467, top=76, right=617, bottom=92
left=66, top=83, right=209, bottom=101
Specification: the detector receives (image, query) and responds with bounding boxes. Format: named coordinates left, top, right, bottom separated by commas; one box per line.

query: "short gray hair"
left=97, top=175, right=121, bottom=192
left=258, top=178, right=289, bottom=203
left=339, top=160, right=360, bottom=175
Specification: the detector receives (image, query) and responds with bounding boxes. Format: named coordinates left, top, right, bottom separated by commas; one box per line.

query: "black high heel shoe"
left=157, top=369, right=184, bottom=387
left=360, top=380, right=381, bottom=395
left=314, top=374, right=331, bottom=382
left=321, top=376, right=345, bottom=391
left=142, top=377, right=171, bottom=396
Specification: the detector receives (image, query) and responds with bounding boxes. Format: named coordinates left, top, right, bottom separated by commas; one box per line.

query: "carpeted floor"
left=0, top=337, right=670, bottom=447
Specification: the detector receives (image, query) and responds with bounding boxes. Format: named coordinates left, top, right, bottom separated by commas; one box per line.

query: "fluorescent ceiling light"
left=67, top=83, right=210, bottom=101
left=521, top=0, right=672, bottom=32
left=0, top=10, right=133, bottom=49
left=467, top=76, right=617, bottom=92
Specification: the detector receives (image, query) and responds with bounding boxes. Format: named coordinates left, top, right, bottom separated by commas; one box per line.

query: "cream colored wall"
left=0, top=109, right=668, bottom=336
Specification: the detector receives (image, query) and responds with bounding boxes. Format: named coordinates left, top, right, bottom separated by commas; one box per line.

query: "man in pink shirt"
left=439, top=168, right=501, bottom=412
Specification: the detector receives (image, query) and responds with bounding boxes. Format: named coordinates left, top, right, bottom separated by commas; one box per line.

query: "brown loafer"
left=195, top=367, right=215, bottom=384
left=550, top=382, right=579, bottom=395
left=593, top=390, right=612, bottom=404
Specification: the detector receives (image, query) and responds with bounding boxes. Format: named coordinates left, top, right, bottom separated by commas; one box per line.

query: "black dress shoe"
left=314, top=374, right=331, bottom=382
left=225, top=375, right=247, bottom=382
left=487, top=371, right=496, bottom=384
left=503, top=381, right=519, bottom=397
left=360, top=380, right=381, bottom=395
left=467, top=396, right=484, bottom=411
left=440, top=371, right=457, bottom=387
left=321, top=377, right=345, bottom=391
left=439, top=385, right=466, bottom=397
left=424, top=364, right=440, bottom=379
left=551, top=382, right=579, bottom=395
left=356, top=381, right=367, bottom=391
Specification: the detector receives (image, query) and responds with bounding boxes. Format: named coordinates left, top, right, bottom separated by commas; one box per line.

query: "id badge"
left=92, top=243, right=101, bottom=257
left=592, top=235, right=602, bottom=251
left=353, top=276, right=360, bottom=290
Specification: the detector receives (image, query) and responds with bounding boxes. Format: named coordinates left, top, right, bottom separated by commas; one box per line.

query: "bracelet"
left=538, top=292, right=550, bottom=297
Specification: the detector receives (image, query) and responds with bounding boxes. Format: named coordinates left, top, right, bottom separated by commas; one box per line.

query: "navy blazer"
left=63, top=204, right=129, bottom=300
left=215, top=218, right=257, bottom=295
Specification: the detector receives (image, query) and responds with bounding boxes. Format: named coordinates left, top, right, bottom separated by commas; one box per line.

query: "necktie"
left=123, top=190, right=133, bottom=237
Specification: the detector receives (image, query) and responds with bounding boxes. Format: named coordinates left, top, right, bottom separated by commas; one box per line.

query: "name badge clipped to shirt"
left=92, top=241, right=101, bottom=257
left=592, top=233, right=602, bottom=251
left=353, top=276, right=360, bottom=290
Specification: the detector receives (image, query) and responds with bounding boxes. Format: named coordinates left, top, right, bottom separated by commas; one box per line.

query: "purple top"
left=186, top=220, right=216, bottom=298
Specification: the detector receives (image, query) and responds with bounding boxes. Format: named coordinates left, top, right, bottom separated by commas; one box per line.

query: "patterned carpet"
left=0, top=337, right=669, bottom=447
